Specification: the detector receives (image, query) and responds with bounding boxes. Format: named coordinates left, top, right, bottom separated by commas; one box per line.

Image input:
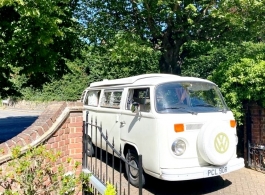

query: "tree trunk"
left=159, top=50, right=182, bottom=75
left=158, top=33, right=185, bottom=75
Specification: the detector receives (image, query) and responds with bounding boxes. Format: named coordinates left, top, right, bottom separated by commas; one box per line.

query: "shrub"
left=0, top=145, right=90, bottom=195
left=104, top=182, right=116, bottom=195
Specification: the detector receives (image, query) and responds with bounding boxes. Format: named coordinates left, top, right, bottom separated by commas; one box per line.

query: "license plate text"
left=207, top=166, right=227, bottom=176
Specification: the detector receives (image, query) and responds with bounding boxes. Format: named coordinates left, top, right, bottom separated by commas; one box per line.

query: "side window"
left=84, top=90, right=101, bottom=106
left=126, top=88, right=150, bottom=112
left=100, top=90, right=123, bottom=109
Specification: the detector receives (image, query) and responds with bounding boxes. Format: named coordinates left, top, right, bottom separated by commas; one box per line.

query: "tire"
left=86, top=136, right=94, bottom=157
left=197, top=121, right=236, bottom=166
left=125, top=150, right=145, bottom=188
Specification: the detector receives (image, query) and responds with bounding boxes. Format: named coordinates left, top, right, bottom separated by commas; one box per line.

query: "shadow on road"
left=90, top=147, right=232, bottom=195
left=144, top=174, right=232, bottom=195
left=0, top=116, right=38, bottom=143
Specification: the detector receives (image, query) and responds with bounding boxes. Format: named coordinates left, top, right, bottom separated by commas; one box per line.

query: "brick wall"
left=244, top=102, right=265, bottom=144
left=0, top=101, right=84, bottom=194
left=243, top=102, right=265, bottom=162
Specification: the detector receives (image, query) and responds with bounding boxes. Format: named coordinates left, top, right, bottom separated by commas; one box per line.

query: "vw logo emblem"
left=214, top=132, right=229, bottom=154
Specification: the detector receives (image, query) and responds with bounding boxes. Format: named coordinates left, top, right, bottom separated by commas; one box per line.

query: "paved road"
left=0, top=109, right=41, bottom=143
left=90, top=155, right=265, bottom=195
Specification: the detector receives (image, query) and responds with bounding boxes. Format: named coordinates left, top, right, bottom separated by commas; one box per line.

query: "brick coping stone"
left=0, top=101, right=83, bottom=164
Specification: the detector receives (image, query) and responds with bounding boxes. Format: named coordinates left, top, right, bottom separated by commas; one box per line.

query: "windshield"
left=155, top=82, right=228, bottom=114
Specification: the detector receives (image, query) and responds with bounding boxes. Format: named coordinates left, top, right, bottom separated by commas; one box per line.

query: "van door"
left=97, top=89, right=123, bottom=153
left=120, top=87, right=160, bottom=174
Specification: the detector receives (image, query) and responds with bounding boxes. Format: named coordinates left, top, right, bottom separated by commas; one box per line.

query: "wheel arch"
left=123, top=143, right=139, bottom=158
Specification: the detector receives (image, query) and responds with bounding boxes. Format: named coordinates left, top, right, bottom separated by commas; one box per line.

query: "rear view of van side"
left=81, top=74, right=245, bottom=187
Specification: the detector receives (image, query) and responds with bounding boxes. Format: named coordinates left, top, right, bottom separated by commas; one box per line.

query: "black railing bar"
left=138, top=155, right=143, bottom=195
left=90, top=118, right=93, bottom=169
left=100, top=126, right=103, bottom=180
left=82, top=121, right=87, bottom=169
left=119, top=145, right=122, bottom=195
left=128, top=174, right=130, bottom=195
left=106, top=130, right=108, bottom=185
left=84, top=112, right=89, bottom=169
left=95, top=119, right=98, bottom=173
left=112, top=138, right=115, bottom=185
left=128, top=149, right=131, bottom=195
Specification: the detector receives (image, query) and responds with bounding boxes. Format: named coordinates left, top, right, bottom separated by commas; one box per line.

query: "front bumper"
left=160, top=157, right=245, bottom=181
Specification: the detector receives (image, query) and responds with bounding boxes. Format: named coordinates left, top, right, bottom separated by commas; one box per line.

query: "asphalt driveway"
left=0, top=109, right=41, bottom=143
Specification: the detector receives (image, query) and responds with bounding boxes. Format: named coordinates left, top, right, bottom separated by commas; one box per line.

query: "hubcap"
left=129, top=160, right=138, bottom=178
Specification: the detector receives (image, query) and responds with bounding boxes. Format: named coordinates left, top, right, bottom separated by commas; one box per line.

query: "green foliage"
left=80, top=172, right=91, bottom=193
left=17, top=58, right=89, bottom=101
left=181, top=41, right=242, bottom=78
left=0, top=0, right=81, bottom=97
left=77, top=0, right=264, bottom=74
left=0, top=145, right=90, bottom=195
left=104, top=183, right=116, bottom=195
left=20, top=73, right=88, bottom=101
left=83, top=33, right=160, bottom=83
left=209, top=42, right=265, bottom=124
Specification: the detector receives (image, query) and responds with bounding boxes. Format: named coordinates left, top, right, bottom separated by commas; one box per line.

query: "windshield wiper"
left=193, top=104, right=213, bottom=107
left=161, top=106, right=197, bottom=115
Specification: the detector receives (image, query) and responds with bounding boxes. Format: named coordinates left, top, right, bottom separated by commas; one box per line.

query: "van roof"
left=89, top=74, right=176, bottom=87
left=89, top=73, right=213, bottom=88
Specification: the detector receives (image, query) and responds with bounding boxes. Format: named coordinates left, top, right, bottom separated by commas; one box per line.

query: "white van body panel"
left=82, top=74, right=244, bottom=182
left=155, top=112, right=236, bottom=168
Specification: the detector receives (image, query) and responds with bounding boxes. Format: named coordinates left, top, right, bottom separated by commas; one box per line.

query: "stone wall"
left=0, top=101, right=84, bottom=194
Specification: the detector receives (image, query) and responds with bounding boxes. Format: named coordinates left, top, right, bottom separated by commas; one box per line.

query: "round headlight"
left=172, top=139, right=186, bottom=156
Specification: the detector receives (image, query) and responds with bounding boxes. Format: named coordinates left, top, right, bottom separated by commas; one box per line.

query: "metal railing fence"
left=248, top=142, right=265, bottom=172
left=82, top=111, right=143, bottom=195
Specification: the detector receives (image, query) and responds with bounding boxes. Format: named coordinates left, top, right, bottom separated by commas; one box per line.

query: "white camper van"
left=82, top=74, right=244, bottom=187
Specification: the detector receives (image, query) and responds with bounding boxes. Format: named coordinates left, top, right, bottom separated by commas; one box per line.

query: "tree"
left=20, top=58, right=89, bottom=101
left=77, top=0, right=264, bottom=75
left=0, top=0, right=81, bottom=98
left=209, top=42, right=265, bottom=124
left=84, top=33, right=160, bottom=82
left=181, top=41, right=242, bottom=79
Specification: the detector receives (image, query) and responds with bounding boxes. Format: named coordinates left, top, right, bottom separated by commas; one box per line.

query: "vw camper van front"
left=151, top=80, right=244, bottom=181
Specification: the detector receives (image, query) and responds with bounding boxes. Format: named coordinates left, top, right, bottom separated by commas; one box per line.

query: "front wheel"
left=125, top=150, right=145, bottom=188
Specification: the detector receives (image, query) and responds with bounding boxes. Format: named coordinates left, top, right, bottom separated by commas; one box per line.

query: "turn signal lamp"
left=230, top=120, right=236, bottom=128
left=174, top=124, right=184, bottom=132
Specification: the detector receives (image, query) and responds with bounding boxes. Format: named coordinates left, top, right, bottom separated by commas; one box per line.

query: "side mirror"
left=131, top=102, right=140, bottom=113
